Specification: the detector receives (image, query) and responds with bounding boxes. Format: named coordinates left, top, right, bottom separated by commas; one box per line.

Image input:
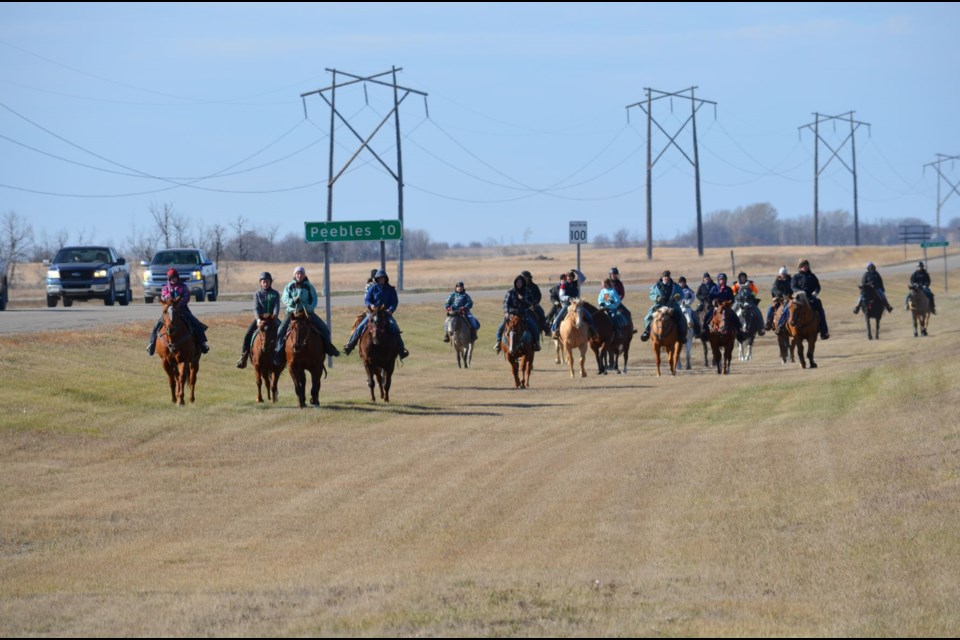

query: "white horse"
left=679, top=297, right=697, bottom=371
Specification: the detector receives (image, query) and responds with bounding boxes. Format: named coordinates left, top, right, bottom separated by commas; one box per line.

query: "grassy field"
left=1, top=251, right=958, bottom=636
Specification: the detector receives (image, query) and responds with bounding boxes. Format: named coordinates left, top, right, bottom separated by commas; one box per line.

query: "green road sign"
left=920, top=241, right=949, bottom=248
left=305, top=220, right=402, bottom=243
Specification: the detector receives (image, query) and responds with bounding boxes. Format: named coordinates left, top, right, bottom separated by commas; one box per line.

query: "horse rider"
left=598, top=277, right=626, bottom=338
left=854, top=262, right=894, bottom=314
left=778, top=258, right=829, bottom=339
left=695, top=272, right=715, bottom=313
left=236, top=271, right=281, bottom=369
left=146, top=267, right=209, bottom=356
left=702, top=273, right=743, bottom=340
left=732, top=271, right=766, bottom=336
left=545, top=272, right=568, bottom=330
left=495, top=274, right=542, bottom=353
left=640, top=270, right=688, bottom=343
left=551, top=268, right=596, bottom=337
left=609, top=266, right=632, bottom=319
left=521, top=270, right=548, bottom=334
left=272, top=266, right=340, bottom=365
left=343, top=269, right=410, bottom=360
left=677, top=276, right=701, bottom=337
left=766, top=266, right=793, bottom=331
left=365, top=268, right=379, bottom=294
left=906, top=261, right=936, bottom=314
left=442, top=280, right=480, bottom=342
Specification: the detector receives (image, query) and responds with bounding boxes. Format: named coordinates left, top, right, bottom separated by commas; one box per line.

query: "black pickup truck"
left=44, top=246, right=132, bottom=307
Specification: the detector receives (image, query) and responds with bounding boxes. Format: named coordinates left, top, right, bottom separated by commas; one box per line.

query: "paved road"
left=2, top=254, right=954, bottom=335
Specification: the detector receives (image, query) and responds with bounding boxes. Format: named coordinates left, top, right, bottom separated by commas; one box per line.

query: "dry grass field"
left=1, top=246, right=958, bottom=636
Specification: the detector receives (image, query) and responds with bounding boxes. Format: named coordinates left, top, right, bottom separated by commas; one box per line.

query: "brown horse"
left=696, top=304, right=711, bottom=367
left=359, top=305, right=398, bottom=402
left=786, top=291, right=819, bottom=369
left=907, top=283, right=931, bottom=337
left=582, top=301, right=634, bottom=375
left=772, top=297, right=796, bottom=365
left=284, top=310, right=326, bottom=408
left=559, top=299, right=590, bottom=378
left=859, top=283, right=887, bottom=341
left=707, top=300, right=736, bottom=375
left=501, top=313, right=534, bottom=389
left=155, top=299, right=200, bottom=405
left=251, top=314, right=283, bottom=403
left=651, top=306, right=682, bottom=377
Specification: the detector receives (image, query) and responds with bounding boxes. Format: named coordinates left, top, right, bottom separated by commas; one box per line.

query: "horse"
left=907, top=283, right=931, bottom=337
left=651, top=306, right=682, bottom=377
left=772, top=297, right=796, bottom=365
left=359, top=304, right=398, bottom=402
left=558, top=299, right=590, bottom=378
left=155, top=299, right=200, bottom=405
left=581, top=301, right=633, bottom=375
left=859, top=283, right=887, bottom=341
left=706, top=300, right=736, bottom=375
left=679, top=298, right=698, bottom=371
left=284, top=309, right=326, bottom=408
left=251, top=313, right=283, bottom=403
left=445, top=310, right=475, bottom=369
left=501, top=313, right=535, bottom=389
left=696, top=303, right=712, bottom=367
left=734, top=290, right=762, bottom=362
left=785, top=291, right=819, bottom=369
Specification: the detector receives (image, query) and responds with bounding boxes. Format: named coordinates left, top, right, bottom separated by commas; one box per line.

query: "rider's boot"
left=236, top=350, right=249, bottom=369
left=853, top=302, right=861, bottom=314
left=326, top=343, right=341, bottom=358
left=146, top=341, right=156, bottom=356
left=201, top=342, right=210, bottom=354
left=442, top=331, right=450, bottom=342
left=493, top=341, right=501, bottom=353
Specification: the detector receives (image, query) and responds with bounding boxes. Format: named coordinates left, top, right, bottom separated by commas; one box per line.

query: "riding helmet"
left=779, top=266, right=788, bottom=276
left=866, top=262, right=875, bottom=270
left=918, top=261, right=925, bottom=269
left=610, top=267, right=619, bottom=275
left=166, top=268, right=179, bottom=279
left=455, top=281, right=464, bottom=288
left=717, top=273, right=727, bottom=280
left=259, top=271, right=273, bottom=282
left=737, top=271, right=747, bottom=279
left=521, top=270, right=532, bottom=280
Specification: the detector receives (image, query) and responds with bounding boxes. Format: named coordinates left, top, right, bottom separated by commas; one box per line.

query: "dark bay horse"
left=707, top=300, right=736, bottom=375
left=859, top=283, right=886, bottom=340
left=651, top=306, right=681, bottom=377
left=501, top=313, right=534, bottom=389
left=772, top=298, right=796, bottom=365
left=251, top=314, right=283, bottom=403
left=581, top=301, right=633, bottom=375
left=285, top=310, right=326, bottom=408
left=359, top=305, right=398, bottom=402
left=786, top=291, right=819, bottom=369
left=696, top=304, right=711, bottom=367
left=907, top=283, right=931, bottom=337
left=155, top=299, right=200, bottom=405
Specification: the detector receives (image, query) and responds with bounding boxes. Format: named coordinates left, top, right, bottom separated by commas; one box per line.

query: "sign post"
left=569, top=221, right=588, bottom=273
left=921, top=240, right=950, bottom=292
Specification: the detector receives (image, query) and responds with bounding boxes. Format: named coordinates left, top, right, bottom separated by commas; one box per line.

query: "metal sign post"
left=569, top=221, right=587, bottom=273
left=921, top=240, right=950, bottom=292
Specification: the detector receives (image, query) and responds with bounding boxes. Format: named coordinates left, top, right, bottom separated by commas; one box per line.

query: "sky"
left=2, top=2, right=960, bottom=251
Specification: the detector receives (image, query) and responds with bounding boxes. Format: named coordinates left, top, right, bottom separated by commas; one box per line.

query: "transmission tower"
left=627, top=86, right=716, bottom=259
left=301, top=67, right=428, bottom=294
left=798, top=111, right=870, bottom=246
left=923, top=153, right=960, bottom=235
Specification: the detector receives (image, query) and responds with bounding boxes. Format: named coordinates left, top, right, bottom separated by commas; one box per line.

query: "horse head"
left=368, top=305, right=389, bottom=346
left=712, top=300, right=734, bottom=334
left=161, top=299, right=188, bottom=340
left=289, top=309, right=312, bottom=354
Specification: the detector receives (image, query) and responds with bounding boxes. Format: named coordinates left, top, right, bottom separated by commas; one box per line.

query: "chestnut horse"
left=284, top=310, right=326, bottom=408
left=155, top=299, right=200, bottom=405
left=501, top=313, right=535, bottom=389
left=907, top=283, right=931, bottom=337
left=707, top=300, right=736, bottom=375
left=558, top=299, right=590, bottom=378
left=651, top=306, right=682, bottom=377
left=786, top=291, right=819, bottom=369
left=359, top=305, right=398, bottom=402
left=251, top=314, right=283, bottom=403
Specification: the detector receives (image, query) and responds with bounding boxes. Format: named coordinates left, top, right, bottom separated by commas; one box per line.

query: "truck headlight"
left=47, top=269, right=60, bottom=279
left=143, top=271, right=151, bottom=284
left=192, top=270, right=202, bottom=281
left=93, top=269, right=108, bottom=278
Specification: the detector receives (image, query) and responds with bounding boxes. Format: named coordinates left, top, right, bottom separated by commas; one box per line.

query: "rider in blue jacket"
left=343, top=269, right=409, bottom=360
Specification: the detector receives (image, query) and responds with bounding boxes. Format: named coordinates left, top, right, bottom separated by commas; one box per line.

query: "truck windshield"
left=153, top=251, right=199, bottom=265
left=54, top=248, right=110, bottom=263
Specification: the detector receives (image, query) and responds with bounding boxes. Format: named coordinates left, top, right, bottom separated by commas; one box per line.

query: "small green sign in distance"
left=920, top=241, right=948, bottom=248
left=305, top=220, right=403, bottom=243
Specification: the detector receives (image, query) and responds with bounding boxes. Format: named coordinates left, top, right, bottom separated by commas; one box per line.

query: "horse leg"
left=163, top=359, right=178, bottom=403
left=702, top=338, right=710, bottom=367
left=383, top=369, right=392, bottom=403
left=255, top=366, right=264, bottom=403
left=579, top=346, right=587, bottom=378
left=177, top=362, right=188, bottom=406
left=654, top=345, right=662, bottom=378
left=309, top=366, right=320, bottom=406
left=189, top=358, right=198, bottom=403
left=565, top=345, right=576, bottom=378
left=554, top=337, right=562, bottom=365
left=365, top=365, right=376, bottom=402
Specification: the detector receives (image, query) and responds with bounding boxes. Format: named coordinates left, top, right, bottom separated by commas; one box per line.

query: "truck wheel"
left=0, top=280, right=7, bottom=311
left=63, top=298, right=73, bottom=307
left=47, top=295, right=58, bottom=308
left=207, top=277, right=218, bottom=302
left=118, top=278, right=131, bottom=306
left=104, top=282, right=116, bottom=306
left=194, top=287, right=205, bottom=303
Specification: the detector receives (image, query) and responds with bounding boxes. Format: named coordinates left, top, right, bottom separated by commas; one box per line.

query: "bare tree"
left=150, top=202, right=187, bottom=248
left=31, top=228, right=69, bottom=261
left=230, top=216, right=250, bottom=260
left=1, top=211, right=35, bottom=284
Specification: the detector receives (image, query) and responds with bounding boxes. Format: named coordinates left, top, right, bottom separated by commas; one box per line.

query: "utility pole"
left=799, top=111, right=870, bottom=246
left=923, top=153, right=960, bottom=293
left=301, top=67, right=428, bottom=292
left=627, top=87, right=716, bottom=259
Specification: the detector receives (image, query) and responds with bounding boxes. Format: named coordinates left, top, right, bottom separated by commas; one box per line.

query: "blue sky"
left=2, top=2, right=959, bottom=249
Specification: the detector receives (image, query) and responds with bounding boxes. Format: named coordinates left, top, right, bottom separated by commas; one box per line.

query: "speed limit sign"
left=569, top=221, right=588, bottom=244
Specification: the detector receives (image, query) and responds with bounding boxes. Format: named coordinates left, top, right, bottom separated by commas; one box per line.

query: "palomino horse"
left=251, top=314, right=283, bottom=403
left=359, top=305, right=399, bottom=402
left=558, top=299, right=590, bottom=378
left=679, top=298, right=698, bottom=371
left=907, top=283, right=931, bottom=337
left=501, top=313, right=535, bottom=389
left=786, top=291, right=819, bottom=369
left=734, top=290, right=763, bottom=362
left=445, top=310, right=475, bottom=369
left=707, top=300, right=736, bottom=375
left=651, top=306, right=682, bottom=377
left=284, top=310, right=326, bottom=408
left=155, top=299, right=200, bottom=405
left=859, top=283, right=887, bottom=341
left=580, top=301, right=633, bottom=375
left=772, top=298, right=796, bottom=365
